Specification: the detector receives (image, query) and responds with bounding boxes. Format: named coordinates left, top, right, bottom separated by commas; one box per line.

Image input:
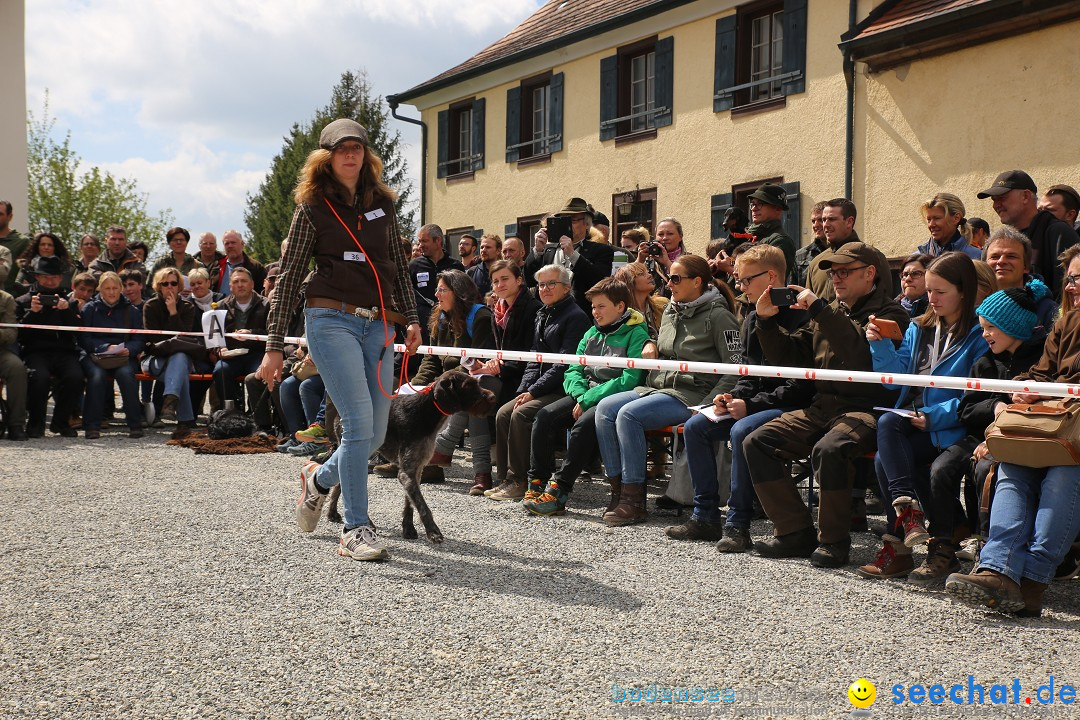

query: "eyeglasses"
left=537, top=281, right=565, bottom=290
left=434, top=287, right=452, bottom=295
left=159, top=281, right=179, bottom=287
left=736, top=269, right=769, bottom=287
left=900, top=270, right=925, bottom=279
left=825, top=265, right=870, bottom=281
left=81, top=242, right=98, bottom=248
left=169, top=236, right=187, bottom=243
left=333, top=143, right=365, bottom=156
left=1066, top=274, right=1080, bottom=287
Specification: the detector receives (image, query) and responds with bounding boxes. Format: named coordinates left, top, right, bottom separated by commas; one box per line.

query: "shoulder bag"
left=985, top=399, right=1080, bottom=467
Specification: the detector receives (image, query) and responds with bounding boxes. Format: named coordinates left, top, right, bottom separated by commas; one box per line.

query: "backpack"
left=465, top=303, right=485, bottom=338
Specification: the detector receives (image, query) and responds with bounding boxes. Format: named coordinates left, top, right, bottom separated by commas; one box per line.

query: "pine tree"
left=244, top=70, right=414, bottom=263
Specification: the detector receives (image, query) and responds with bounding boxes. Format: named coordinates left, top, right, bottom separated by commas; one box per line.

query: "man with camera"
left=15, top=255, right=84, bottom=438
left=525, top=198, right=614, bottom=314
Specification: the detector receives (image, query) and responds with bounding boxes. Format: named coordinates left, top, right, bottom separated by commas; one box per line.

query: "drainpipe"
left=387, top=95, right=427, bottom=227
left=843, top=0, right=857, bottom=200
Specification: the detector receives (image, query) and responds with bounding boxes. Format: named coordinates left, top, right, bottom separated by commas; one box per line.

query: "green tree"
left=244, top=69, right=414, bottom=263
left=27, top=96, right=173, bottom=256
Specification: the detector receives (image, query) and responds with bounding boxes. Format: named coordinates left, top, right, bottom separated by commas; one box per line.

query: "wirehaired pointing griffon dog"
left=329, top=371, right=496, bottom=543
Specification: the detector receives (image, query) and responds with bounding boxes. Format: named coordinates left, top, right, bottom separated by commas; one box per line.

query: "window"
left=710, top=180, right=801, bottom=244
left=437, top=98, right=486, bottom=178
left=446, top=226, right=483, bottom=262
left=513, top=214, right=546, bottom=251
left=505, top=73, right=564, bottom=163
left=600, top=36, right=673, bottom=141
left=714, top=0, right=807, bottom=113
left=612, top=188, right=657, bottom=239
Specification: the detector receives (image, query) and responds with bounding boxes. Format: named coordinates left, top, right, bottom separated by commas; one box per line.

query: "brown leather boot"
left=606, top=481, right=646, bottom=526
left=1016, top=577, right=1048, bottom=618
left=603, top=476, right=622, bottom=519
left=945, top=568, right=1025, bottom=613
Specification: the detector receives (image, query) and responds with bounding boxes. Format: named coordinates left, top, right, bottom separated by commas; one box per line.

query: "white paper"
left=98, top=345, right=126, bottom=355
left=873, top=406, right=918, bottom=417
left=397, top=383, right=425, bottom=396
left=688, top=404, right=732, bottom=423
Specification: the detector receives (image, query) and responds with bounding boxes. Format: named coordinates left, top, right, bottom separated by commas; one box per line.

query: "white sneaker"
left=296, top=461, right=326, bottom=533
left=338, top=525, right=388, bottom=561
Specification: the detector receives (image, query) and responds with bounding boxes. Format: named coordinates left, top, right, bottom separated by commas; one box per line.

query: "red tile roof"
left=393, top=0, right=699, bottom=103
left=852, top=0, right=992, bottom=40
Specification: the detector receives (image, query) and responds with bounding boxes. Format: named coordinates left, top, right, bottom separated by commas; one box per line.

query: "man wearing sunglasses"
left=743, top=241, right=909, bottom=570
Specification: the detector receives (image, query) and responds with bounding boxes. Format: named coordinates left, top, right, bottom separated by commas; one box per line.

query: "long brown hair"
left=671, top=254, right=736, bottom=312
left=293, top=144, right=397, bottom=208
left=916, top=251, right=977, bottom=337
left=429, top=269, right=482, bottom=339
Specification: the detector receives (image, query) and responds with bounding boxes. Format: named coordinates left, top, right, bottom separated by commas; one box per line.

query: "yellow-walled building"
left=390, top=0, right=1080, bottom=259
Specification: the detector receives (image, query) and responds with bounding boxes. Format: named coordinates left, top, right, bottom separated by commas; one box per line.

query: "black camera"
left=647, top=242, right=664, bottom=257
left=38, top=294, right=59, bottom=308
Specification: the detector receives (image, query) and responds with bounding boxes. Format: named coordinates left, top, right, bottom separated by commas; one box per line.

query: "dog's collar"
left=431, top=395, right=453, bottom=417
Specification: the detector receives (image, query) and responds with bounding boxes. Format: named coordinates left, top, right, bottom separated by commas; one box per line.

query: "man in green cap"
left=746, top=184, right=796, bottom=285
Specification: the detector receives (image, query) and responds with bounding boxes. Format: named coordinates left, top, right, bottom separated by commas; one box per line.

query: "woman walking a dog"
left=257, top=119, right=421, bottom=562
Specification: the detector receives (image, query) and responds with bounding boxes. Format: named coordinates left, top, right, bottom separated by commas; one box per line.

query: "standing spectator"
left=501, top=235, right=527, bottom=270
left=0, top=200, right=29, bottom=296
left=1038, top=184, right=1080, bottom=231
left=968, top=218, right=991, bottom=250
left=215, top=230, right=267, bottom=296
left=917, top=193, right=981, bottom=258
left=897, top=253, right=933, bottom=319
left=14, top=232, right=74, bottom=295
left=211, top=267, right=269, bottom=408
left=151, top=227, right=200, bottom=277
left=527, top=198, right=615, bottom=314
left=195, top=232, right=224, bottom=279
left=410, top=224, right=465, bottom=344
left=984, top=227, right=1057, bottom=336
left=466, top=233, right=502, bottom=297
left=0, top=287, right=28, bottom=439
left=77, top=272, right=146, bottom=439
left=458, top=234, right=480, bottom=268
left=632, top=217, right=686, bottom=291
left=15, top=256, right=83, bottom=437
left=978, top=170, right=1080, bottom=297
left=806, top=199, right=892, bottom=302
left=793, top=201, right=828, bottom=287
left=89, top=225, right=146, bottom=278
left=592, top=211, right=611, bottom=243
left=619, top=226, right=649, bottom=256
left=75, top=234, right=101, bottom=273
left=745, top=184, right=797, bottom=284
left=128, top=241, right=150, bottom=265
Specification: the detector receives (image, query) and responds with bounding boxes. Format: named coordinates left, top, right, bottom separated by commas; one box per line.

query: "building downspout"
left=844, top=0, right=857, bottom=200
left=387, top=95, right=427, bottom=227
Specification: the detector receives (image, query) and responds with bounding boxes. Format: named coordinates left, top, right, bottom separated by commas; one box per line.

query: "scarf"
left=494, top=292, right=516, bottom=329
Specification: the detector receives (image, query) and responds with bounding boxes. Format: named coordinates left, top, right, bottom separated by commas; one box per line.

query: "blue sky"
left=25, top=0, right=542, bottom=252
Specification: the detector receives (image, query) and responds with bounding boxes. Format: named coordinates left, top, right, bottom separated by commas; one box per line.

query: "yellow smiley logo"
left=848, top=678, right=876, bottom=709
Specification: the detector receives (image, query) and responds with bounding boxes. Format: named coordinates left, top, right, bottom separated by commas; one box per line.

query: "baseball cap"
left=818, top=242, right=879, bottom=269
left=977, top=170, right=1037, bottom=199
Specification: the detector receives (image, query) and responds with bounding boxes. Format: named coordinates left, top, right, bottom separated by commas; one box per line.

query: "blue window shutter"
left=782, top=0, right=808, bottom=96
left=549, top=72, right=564, bottom=153
left=505, top=223, right=518, bottom=237
left=474, top=228, right=484, bottom=240
left=654, top=36, right=674, bottom=128
left=599, top=54, right=618, bottom=141
left=437, top=109, right=449, bottom=179
left=505, top=87, right=521, bottom=163
left=711, top=193, right=733, bottom=239
left=471, top=98, right=486, bottom=171
left=713, top=16, right=737, bottom=112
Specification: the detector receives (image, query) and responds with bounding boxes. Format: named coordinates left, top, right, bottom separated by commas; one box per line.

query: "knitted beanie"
left=976, top=288, right=1038, bottom=341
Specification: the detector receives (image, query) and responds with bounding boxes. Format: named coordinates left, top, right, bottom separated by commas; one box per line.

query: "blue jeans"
left=304, top=307, right=392, bottom=529
left=279, top=374, right=326, bottom=436
left=147, top=354, right=197, bottom=422
left=81, top=357, right=141, bottom=430
left=684, top=408, right=785, bottom=526
left=979, top=463, right=1080, bottom=584
left=595, top=391, right=694, bottom=485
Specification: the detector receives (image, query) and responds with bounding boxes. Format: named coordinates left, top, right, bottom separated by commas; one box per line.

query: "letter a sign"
left=202, top=309, right=228, bottom=349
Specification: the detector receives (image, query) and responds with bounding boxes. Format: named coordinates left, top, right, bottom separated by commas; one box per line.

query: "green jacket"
left=563, top=309, right=650, bottom=410
left=638, top=286, right=742, bottom=406
left=0, top=231, right=28, bottom=296
left=411, top=304, right=495, bottom=386
left=746, top=219, right=796, bottom=285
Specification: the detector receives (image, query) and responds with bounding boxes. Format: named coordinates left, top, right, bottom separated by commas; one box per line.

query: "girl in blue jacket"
left=862, top=252, right=987, bottom=580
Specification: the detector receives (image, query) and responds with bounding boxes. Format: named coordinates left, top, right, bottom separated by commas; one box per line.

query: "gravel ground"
left=2, top=428, right=1079, bottom=720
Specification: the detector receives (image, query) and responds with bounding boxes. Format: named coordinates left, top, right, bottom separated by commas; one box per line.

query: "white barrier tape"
left=0, top=323, right=306, bottom=346
left=4, top=322, right=1076, bottom=398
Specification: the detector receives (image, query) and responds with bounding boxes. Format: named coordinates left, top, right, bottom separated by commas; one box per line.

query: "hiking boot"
left=171, top=422, right=194, bottom=441
left=666, top=516, right=724, bottom=542
left=68, top=414, right=83, bottom=430
left=160, top=394, right=179, bottom=422
left=945, top=568, right=1025, bottom=613
left=296, top=461, right=327, bottom=533
left=294, top=422, right=329, bottom=443
left=468, top=473, right=492, bottom=496
left=865, top=488, right=884, bottom=515
left=519, top=478, right=545, bottom=510
left=85, top=429, right=101, bottom=440
left=420, top=465, right=445, bottom=484
left=1015, top=578, right=1049, bottom=618
left=276, top=437, right=300, bottom=453
left=288, top=441, right=325, bottom=457
left=810, top=539, right=851, bottom=568
left=716, top=526, right=754, bottom=553
left=54, top=425, right=77, bottom=438
left=128, top=428, right=144, bottom=439
left=893, top=496, right=931, bottom=547
left=374, top=460, right=399, bottom=477
left=488, top=480, right=527, bottom=501
left=755, top=526, right=818, bottom=559
left=527, top=481, right=570, bottom=516
left=428, top=450, right=452, bottom=467
left=605, top=482, right=647, bottom=526
left=338, top=525, right=388, bottom=561
left=857, top=534, right=913, bottom=579
left=484, top=480, right=513, bottom=498
left=602, top=475, right=622, bottom=519
left=908, top=539, right=961, bottom=588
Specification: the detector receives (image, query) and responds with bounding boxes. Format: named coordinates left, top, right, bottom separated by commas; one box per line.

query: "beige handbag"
left=985, top=400, right=1080, bottom=467
left=291, top=355, right=319, bottom=381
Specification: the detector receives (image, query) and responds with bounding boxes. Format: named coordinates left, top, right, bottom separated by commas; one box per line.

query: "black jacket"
left=221, top=293, right=271, bottom=353
left=730, top=306, right=815, bottom=416
left=493, top=291, right=543, bottom=404
left=957, top=339, right=1045, bottom=437
left=15, top=287, right=80, bottom=356
left=1023, top=209, right=1080, bottom=298
left=525, top=239, right=614, bottom=315
left=517, top=295, right=591, bottom=397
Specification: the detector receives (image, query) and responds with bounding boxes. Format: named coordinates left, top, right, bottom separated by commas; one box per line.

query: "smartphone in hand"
left=874, top=318, right=904, bottom=341
left=769, top=287, right=798, bottom=306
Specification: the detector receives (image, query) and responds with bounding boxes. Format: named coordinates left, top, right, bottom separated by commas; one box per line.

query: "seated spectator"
left=412, top=269, right=496, bottom=489
left=897, top=253, right=933, bottom=319
left=15, top=255, right=84, bottom=437
left=619, top=226, right=649, bottom=256
left=210, top=267, right=269, bottom=408
left=490, top=264, right=590, bottom=501
left=151, top=226, right=200, bottom=277
left=77, top=272, right=145, bottom=439
left=274, top=341, right=326, bottom=454
left=917, top=193, right=981, bottom=258
left=143, top=267, right=208, bottom=438
left=1039, top=184, right=1080, bottom=230
left=968, top=218, right=991, bottom=250
left=187, top=267, right=224, bottom=313
left=75, top=234, right=101, bottom=273
left=596, top=255, right=741, bottom=526
left=0, top=287, right=28, bottom=439
left=120, top=268, right=147, bottom=309
left=526, top=199, right=615, bottom=314
left=500, top=235, right=527, bottom=271
left=263, top=263, right=280, bottom=299
left=666, top=245, right=814, bottom=548
left=524, top=278, right=649, bottom=516
left=15, top=232, right=75, bottom=296
left=615, top=262, right=668, bottom=340
left=68, top=272, right=98, bottom=312
left=946, top=306, right=1080, bottom=617
left=972, top=260, right=998, bottom=305
left=984, top=226, right=1057, bottom=336
left=90, top=225, right=147, bottom=278
left=466, top=233, right=502, bottom=297
left=1058, top=244, right=1080, bottom=316
left=745, top=242, right=909, bottom=568
left=861, top=253, right=986, bottom=583
left=633, top=217, right=686, bottom=292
